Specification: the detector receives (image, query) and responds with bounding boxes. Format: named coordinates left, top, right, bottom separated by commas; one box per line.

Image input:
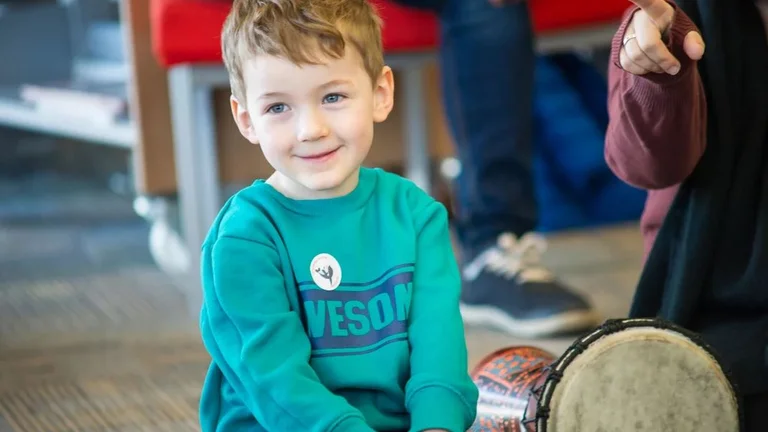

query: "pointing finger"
left=630, top=0, right=673, bottom=24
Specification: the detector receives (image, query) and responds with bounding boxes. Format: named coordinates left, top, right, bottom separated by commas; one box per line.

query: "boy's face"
left=231, top=45, right=394, bottom=199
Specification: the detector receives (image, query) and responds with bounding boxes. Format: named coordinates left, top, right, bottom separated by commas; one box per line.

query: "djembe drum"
left=469, top=318, right=741, bottom=432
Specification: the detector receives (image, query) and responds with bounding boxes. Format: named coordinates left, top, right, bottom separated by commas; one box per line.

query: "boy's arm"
left=605, top=2, right=707, bottom=190
left=405, top=198, right=479, bottom=432
left=201, top=235, right=376, bottom=432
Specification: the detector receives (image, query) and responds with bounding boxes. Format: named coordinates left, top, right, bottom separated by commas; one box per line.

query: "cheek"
left=257, top=118, right=294, bottom=152
left=253, top=119, right=298, bottom=171
left=332, top=106, right=374, bottom=143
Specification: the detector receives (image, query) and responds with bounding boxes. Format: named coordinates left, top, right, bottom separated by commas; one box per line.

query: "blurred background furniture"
left=148, top=0, right=628, bottom=295
left=0, top=0, right=133, bottom=155
left=0, top=0, right=630, bottom=314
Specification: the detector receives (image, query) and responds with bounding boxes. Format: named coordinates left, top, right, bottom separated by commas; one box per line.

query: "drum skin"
left=467, top=318, right=742, bottom=432
left=469, top=346, right=557, bottom=432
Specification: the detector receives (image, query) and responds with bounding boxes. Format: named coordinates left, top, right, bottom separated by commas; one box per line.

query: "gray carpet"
left=0, top=173, right=208, bottom=431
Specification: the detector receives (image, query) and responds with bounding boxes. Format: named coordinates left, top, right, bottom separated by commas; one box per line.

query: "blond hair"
left=222, top=0, right=385, bottom=103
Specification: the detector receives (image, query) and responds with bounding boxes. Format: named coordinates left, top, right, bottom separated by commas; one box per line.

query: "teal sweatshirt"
left=198, top=167, right=478, bottom=432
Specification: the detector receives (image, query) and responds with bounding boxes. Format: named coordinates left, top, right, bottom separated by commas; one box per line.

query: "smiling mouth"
left=298, top=148, right=340, bottom=161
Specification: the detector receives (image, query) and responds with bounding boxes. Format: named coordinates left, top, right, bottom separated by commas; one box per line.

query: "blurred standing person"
left=393, top=0, right=599, bottom=338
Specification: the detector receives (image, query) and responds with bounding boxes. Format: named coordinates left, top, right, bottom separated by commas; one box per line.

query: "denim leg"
left=390, top=0, right=538, bottom=255
left=395, top=0, right=598, bottom=338
left=438, top=1, right=537, bottom=255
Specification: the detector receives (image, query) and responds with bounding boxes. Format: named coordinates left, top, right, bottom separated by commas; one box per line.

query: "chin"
left=301, top=169, right=356, bottom=194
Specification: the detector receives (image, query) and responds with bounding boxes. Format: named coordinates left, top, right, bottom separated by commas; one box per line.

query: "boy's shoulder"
left=368, top=167, right=441, bottom=213
left=203, top=180, right=285, bottom=247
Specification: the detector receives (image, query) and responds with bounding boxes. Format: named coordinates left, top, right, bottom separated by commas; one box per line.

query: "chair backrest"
left=150, top=0, right=629, bottom=68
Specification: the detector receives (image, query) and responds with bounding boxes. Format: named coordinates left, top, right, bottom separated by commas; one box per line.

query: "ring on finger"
left=623, top=33, right=637, bottom=47
left=623, top=35, right=663, bottom=73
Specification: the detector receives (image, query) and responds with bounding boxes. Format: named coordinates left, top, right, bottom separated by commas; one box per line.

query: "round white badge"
left=310, top=253, right=342, bottom=291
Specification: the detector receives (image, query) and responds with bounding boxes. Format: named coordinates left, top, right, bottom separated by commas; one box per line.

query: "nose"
left=297, top=108, right=330, bottom=142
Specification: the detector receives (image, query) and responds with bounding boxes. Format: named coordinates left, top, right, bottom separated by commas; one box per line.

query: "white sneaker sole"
left=460, top=302, right=601, bottom=339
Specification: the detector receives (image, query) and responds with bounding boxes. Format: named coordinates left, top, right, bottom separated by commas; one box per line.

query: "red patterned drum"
left=468, top=318, right=741, bottom=432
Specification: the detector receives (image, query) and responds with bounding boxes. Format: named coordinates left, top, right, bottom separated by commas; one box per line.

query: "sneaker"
left=460, top=232, right=599, bottom=338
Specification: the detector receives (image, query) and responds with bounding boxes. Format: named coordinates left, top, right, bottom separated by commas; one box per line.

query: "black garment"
left=744, top=393, right=768, bottom=431
left=629, top=0, right=768, bottom=404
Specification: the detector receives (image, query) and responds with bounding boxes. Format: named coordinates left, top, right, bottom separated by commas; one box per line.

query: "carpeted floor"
left=0, top=174, right=209, bottom=432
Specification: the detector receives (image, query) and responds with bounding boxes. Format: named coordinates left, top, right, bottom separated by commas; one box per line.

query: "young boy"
left=196, top=0, right=479, bottom=430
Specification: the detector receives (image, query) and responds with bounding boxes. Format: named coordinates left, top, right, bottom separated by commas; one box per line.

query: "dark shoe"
left=460, top=232, right=599, bottom=338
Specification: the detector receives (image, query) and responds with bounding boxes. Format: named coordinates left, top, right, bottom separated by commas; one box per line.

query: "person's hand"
left=620, top=0, right=706, bottom=76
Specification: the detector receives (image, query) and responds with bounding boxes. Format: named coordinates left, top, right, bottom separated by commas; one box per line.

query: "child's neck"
left=267, top=169, right=361, bottom=200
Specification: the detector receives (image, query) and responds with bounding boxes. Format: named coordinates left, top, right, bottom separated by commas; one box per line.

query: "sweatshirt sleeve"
left=604, top=2, right=707, bottom=190
left=405, top=196, right=479, bottom=432
left=200, top=235, right=376, bottom=432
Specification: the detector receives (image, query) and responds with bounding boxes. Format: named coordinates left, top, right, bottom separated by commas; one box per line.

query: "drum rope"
left=521, top=364, right=563, bottom=427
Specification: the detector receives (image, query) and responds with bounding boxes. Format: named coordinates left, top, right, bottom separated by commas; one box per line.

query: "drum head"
left=541, top=321, right=739, bottom=432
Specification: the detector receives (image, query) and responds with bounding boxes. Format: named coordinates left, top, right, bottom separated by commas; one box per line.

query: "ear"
left=230, top=94, right=259, bottom=144
left=372, top=66, right=395, bottom=123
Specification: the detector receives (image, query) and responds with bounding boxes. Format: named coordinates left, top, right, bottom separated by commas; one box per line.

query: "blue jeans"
left=393, top=0, right=537, bottom=255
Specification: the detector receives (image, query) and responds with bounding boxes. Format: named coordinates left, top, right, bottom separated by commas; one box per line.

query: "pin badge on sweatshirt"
left=311, top=253, right=342, bottom=291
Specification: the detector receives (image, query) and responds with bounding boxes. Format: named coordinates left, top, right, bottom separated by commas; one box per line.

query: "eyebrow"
left=319, top=79, right=353, bottom=90
left=256, top=91, right=288, bottom=101
left=255, top=79, right=354, bottom=101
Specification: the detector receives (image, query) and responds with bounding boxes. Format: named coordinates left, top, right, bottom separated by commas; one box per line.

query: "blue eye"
left=267, top=104, right=287, bottom=114
left=323, top=94, right=344, bottom=104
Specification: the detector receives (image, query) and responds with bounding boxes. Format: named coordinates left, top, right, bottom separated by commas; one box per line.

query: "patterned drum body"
left=469, top=346, right=556, bottom=432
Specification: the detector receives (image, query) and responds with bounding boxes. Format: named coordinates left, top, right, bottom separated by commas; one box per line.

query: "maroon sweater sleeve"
left=604, top=3, right=707, bottom=190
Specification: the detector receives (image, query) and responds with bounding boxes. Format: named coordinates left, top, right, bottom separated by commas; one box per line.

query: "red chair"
left=149, top=0, right=629, bottom=309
